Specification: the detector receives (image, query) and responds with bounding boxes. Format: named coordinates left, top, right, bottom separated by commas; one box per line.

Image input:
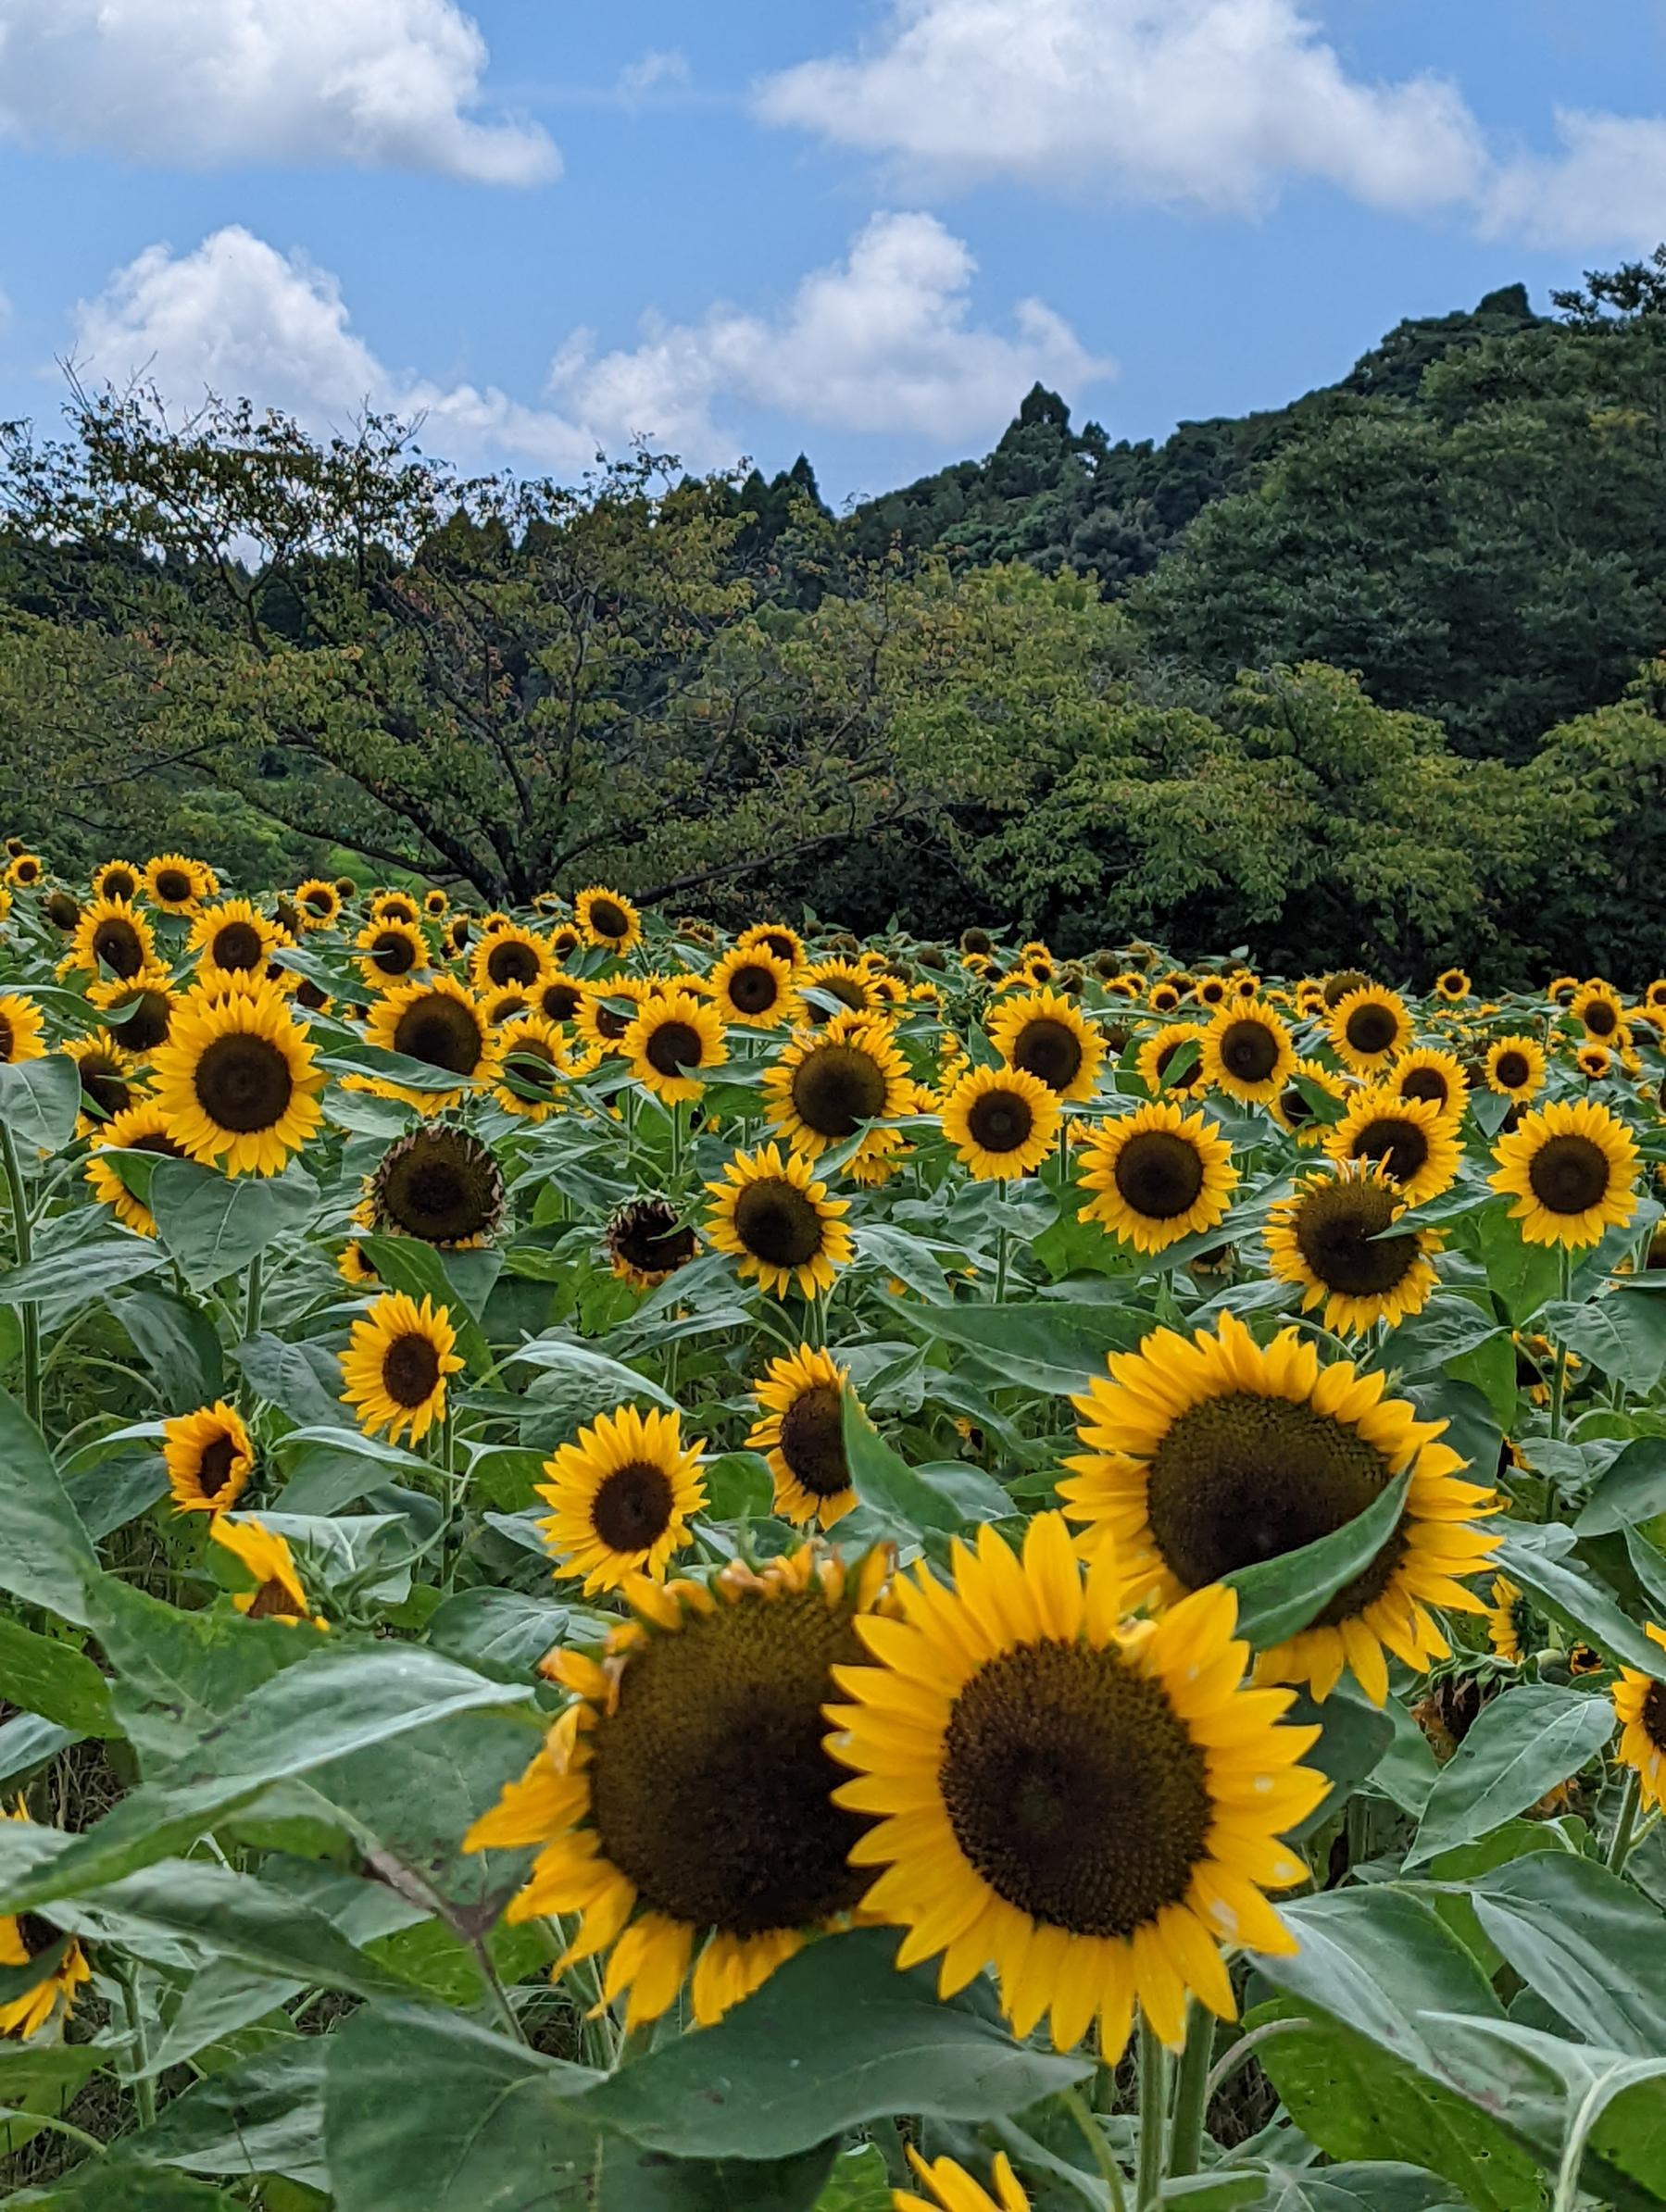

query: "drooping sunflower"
left=706, top=1141, right=854, bottom=1299
left=828, top=1514, right=1322, bottom=2057
left=1572, top=981, right=1625, bottom=1043
left=1134, top=1022, right=1209, bottom=1099
left=340, top=1290, right=464, bottom=1445
left=986, top=986, right=1105, bottom=1103
left=761, top=1011, right=913, bottom=1169
left=1077, top=1100, right=1237, bottom=1255
left=574, top=885, right=643, bottom=955
left=149, top=983, right=325, bottom=1177
left=706, top=943, right=796, bottom=1029
left=470, top=922, right=552, bottom=995
left=0, top=991, right=45, bottom=1068
left=1324, top=1087, right=1461, bottom=1206
left=623, top=989, right=728, bottom=1104
left=1271, top=1056, right=1348, bottom=1146
left=1388, top=1046, right=1470, bottom=1122
left=369, top=1123, right=506, bottom=1247
left=606, top=1196, right=697, bottom=1290
left=211, top=1516, right=329, bottom=1629
left=1199, top=998, right=1295, bottom=1106
left=1484, top=1035, right=1547, bottom=1103
left=1328, top=986, right=1413, bottom=1075
left=0, top=1805, right=93, bottom=2040
left=91, top=858, right=142, bottom=905
left=365, top=975, right=498, bottom=1112
left=537, top=1403, right=708, bottom=1591
left=1265, top=1164, right=1442, bottom=1335
left=1484, top=1576, right=1537, bottom=1667
left=43, top=888, right=80, bottom=932
left=1612, top=1624, right=1666, bottom=1814
left=748, top=1344, right=859, bottom=1528
left=62, top=1030, right=143, bottom=1134
left=1062, top=1311, right=1500, bottom=1705
left=69, top=895, right=157, bottom=982
left=293, top=878, right=343, bottom=931
left=83, top=1100, right=188, bottom=1235
left=163, top=1400, right=254, bottom=1515
left=467, top=1544, right=889, bottom=2028
left=940, top=1063, right=1059, bottom=1181
left=142, top=853, right=207, bottom=913
left=189, top=898, right=282, bottom=988
left=494, top=1012, right=570, bottom=1120
left=1489, top=1096, right=1640, bottom=1249
left=1434, top=969, right=1471, bottom=1003
left=89, top=965, right=178, bottom=1052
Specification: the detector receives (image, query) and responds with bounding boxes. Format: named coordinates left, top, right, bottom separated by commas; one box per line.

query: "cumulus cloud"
left=1480, top=110, right=1666, bottom=251
left=69, top=219, right=1109, bottom=475
left=0, top=0, right=557, bottom=185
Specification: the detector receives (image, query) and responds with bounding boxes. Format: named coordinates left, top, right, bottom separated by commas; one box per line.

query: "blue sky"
left=3, top=1, right=1666, bottom=505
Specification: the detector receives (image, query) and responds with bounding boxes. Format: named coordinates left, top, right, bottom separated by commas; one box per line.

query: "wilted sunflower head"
left=606, top=1196, right=697, bottom=1290
left=43, top=888, right=80, bottom=931
left=370, top=1124, right=506, bottom=1247
left=960, top=927, right=996, bottom=956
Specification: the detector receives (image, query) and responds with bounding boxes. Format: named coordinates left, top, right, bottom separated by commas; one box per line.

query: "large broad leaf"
left=1574, top=1438, right=1666, bottom=1536
left=150, top=1158, right=320, bottom=1289
left=896, top=1298, right=1146, bottom=1396
left=1243, top=2161, right=1466, bottom=2212
left=0, top=2043, right=102, bottom=2160
left=0, top=1387, right=99, bottom=1625
left=1538, top=1289, right=1666, bottom=1396
left=842, top=1395, right=962, bottom=1538
left=582, top=1929, right=1091, bottom=2159
left=0, top=1616, right=116, bottom=1736
left=1407, top=1684, right=1614, bottom=1866
left=0, top=1230, right=168, bottom=1317
left=86, top=1575, right=316, bottom=1770
left=507, top=1337, right=680, bottom=1416
left=1469, top=1852, right=1666, bottom=2056
left=7, top=2168, right=246, bottom=2210
left=1224, top=1470, right=1411, bottom=1649
left=126, top=2038, right=328, bottom=2190
left=358, top=1234, right=494, bottom=1369
left=1284, top=1682, right=1395, bottom=1839
left=0, top=1053, right=81, bottom=1154
left=1495, top=1531, right=1666, bottom=1681
left=426, top=1589, right=573, bottom=1681
left=232, top=1331, right=346, bottom=1427
left=269, top=1424, right=433, bottom=1514
left=114, top=1287, right=225, bottom=1410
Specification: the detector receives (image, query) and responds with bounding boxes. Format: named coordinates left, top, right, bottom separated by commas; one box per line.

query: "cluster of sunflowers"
left=1, top=842, right=1665, bottom=2212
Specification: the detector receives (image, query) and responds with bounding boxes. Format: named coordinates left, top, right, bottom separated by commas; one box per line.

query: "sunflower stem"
left=995, top=1218, right=1011, bottom=1304
left=1061, top=2083, right=1129, bottom=2212
left=1134, top=2018, right=1171, bottom=2212
left=115, top=1956, right=158, bottom=2131
left=1607, top=1766, right=1643, bottom=1873
left=0, top=1118, right=42, bottom=1429
left=1167, top=1999, right=1215, bottom=2179
left=1548, top=1245, right=1572, bottom=1446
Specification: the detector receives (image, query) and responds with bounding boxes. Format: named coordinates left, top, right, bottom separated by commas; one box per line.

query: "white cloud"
left=756, top=0, right=1485, bottom=219
left=1480, top=110, right=1666, bottom=250
left=0, top=0, right=557, bottom=185
left=69, top=218, right=1107, bottom=477
left=614, top=50, right=693, bottom=107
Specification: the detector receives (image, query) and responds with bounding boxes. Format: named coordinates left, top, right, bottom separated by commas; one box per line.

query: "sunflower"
left=470, top=923, right=552, bottom=995
left=60, top=1029, right=143, bottom=1135
left=1147, top=981, right=1183, bottom=1017
left=1490, top=1096, right=1640, bottom=1249
left=623, top=990, right=728, bottom=1104
left=337, top=1240, right=379, bottom=1287
left=142, top=854, right=206, bottom=912
left=606, top=1196, right=698, bottom=1290
left=1324, top=1088, right=1461, bottom=1206
left=828, top=1514, right=1322, bottom=2057
left=762, top=1011, right=913, bottom=1168
left=706, top=943, right=796, bottom=1029
left=1200, top=998, right=1296, bottom=1106
left=898, top=2153, right=1030, bottom=2212
left=1062, top=1312, right=1500, bottom=1705
left=339, top=1290, right=463, bottom=1445
left=732, top=922, right=803, bottom=972
left=189, top=898, right=282, bottom=987
left=294, top=878, right=343, bottom=930
left=83, top=1100, right=188, bottom=1234
left=494, top=1012, right=570, bottom=1120
left=797, top=956, right=886, bottom=1023
left=535, top=974, right=586, bottom=1027
left=423, top=888, right=450, bottom=919
left=6, top=853, right=43, bottom=889
left=1271, top=1057, right=1347, bottom=1145
left=355, top=916, right=429, bottom=989
left=706, top=1141, right=854, bottom=1299
left=0, top=1806, right=93, bottom=2040
left=88, top=859, right=138, bottom=906
left=69, top=895, right=157, bottom=983
left=163, top=1401, right=254, bottom=1515
left=1577, top=1044, right=1614, bottom=1081
left=1572, top=981, right=1625, bottom=1043
left=1484, top=1035, right=1547, bottom=1103
left=1612, top=1626, right=1666, bottom=1813
left=370, top=892, right=421, bottom=928
left=86, top=966, right=176, bottom=1053
left=1434, top=969, right=1471, bottom=1002
left=1077, top=1101, right=1237, bottom=1255
left=369, top=1124, right=506, bottom=1247
left=575, top=885, right=643, bottom=955
left=0, top=991, right=45, bottom=1068
left=940, top=1064, right=1058, bottom=1181
left=986, top=986, right=1105, bottom=1103
left=1265, top=1164, right=1441, bottom=1335
left=535, top=1403, right=708, bottom=1592
left=748, top=1345, right=859, bottom=1528
left=211, top=1515, right=329, bottom=1629
left=365, top=975, right=498, bottom=1112
left=445, top=914, right=472, bottom=955
left=1484, top=1577, right=1537, bottom=1667
left=571, top=975, right=646, bottom=1057
left=149, top=984, right=324, bottom=1177
left=1328, top=986, right=1412, bottom=1075
left=1389, top=1046, right=1469, bottom=1122
left=1193, top=975, right=1231, bottom=1010
left=1135, top=1022, right=1209, bottom=1098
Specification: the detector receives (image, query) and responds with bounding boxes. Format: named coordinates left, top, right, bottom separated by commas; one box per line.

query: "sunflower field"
left=0, top=853, right=1665, bottom=2212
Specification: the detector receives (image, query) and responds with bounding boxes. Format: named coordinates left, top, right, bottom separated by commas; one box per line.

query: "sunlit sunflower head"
left=706, top=1140, right=854, bottom=1300
left=370, top=891, right=421, bottom=928
left=828, top=1514, right=1323, bottom=2057
left=1062, top=1310, right=1500, bottom=1706
left=1295, top=979, right=1328, bottom=1019
left=365, top=974, right=498, bottom=1111
left=62, top=1028, right=143, bottom=1134
left=89, top=859, right=139, bottom=906
left=494, top=1011, right=570, bottom=1120
left=1611, top=1623, right=1666, bottom=1814
left=84, top=1099, right=188, bottom=1234
left=748, top=1344, right=859, bottom=1528
left=370, top=1123, right=506, bottom=1247
left=705, top=942, right=796, bottom=1029
left=0, top=1803, right=93, bottom=2040
left=354, top=915, right=429, bottom=991
left=1271, top=1056, right=1347, bottom=1145
left=1265, top=1162, right=1442, bottom=1336
left=1484, top=1034, right=1547, bottom=1103
left=420, top=887, right=448, bottom=919
left=163, top=1400, right=254, bottom=1515
left=536, top=1402, right=708, bottom=1592
left=897, top=2151, right=1031, bottom=2212
left=735, top=920, right=805, bottom=971
left=761, top=1010, right=913, bottom=1168
left=6, top=853, right=43, bottom=889
left=470, top=922, right=553, bottom=995
left=211, top=1515, right=329, bottom=1630
left=794, top=955, right=883, bottom=1024
left=575, top=885, right=643, bottom=955
left=1388, top=1045, right=1470, bottom=1123
left=1328, top=985, right=1412, bottom=1074
left=187, top=898, right=282, bottom=989
left=1147, top=981, right=1183, bottom=1017
left=1434, top=968, right=1471, bottom=1003
left=1484, top=1576, right=1538, bottom=1668
left=1572, top=981, right=1625, bottom=1043
left=88, top=965, right=178, bottom=1053
left=148, top=982, right=324, bottom=1176
left=1135, top=1022, right=1209, bottom=1099
left=1199, top=998, right=1295, bottom=1106
left=1489, top=1095, right=1640, bottom=1249
left=1577, top=1044, right=1614, bottom=1081
left=986, top=985, right=1106, bottom=1103
left=1077, top=1099, right=1237, bottom=1254
left=606, top=1196, right=698, bottom=1290
left=940, top=1063, right=1059, bottom=1181
left=0, top=991, right=46, bottom=1069
left=623, top=988, right=728, bottom=1104
left=135, top=854, right=200, bottom=914
left=293, top=878, right=343, bottom=931
left=339, top=1289, right=464, bottom=1445
left=1325, top=1086, right=1462, bottom=1206
left=70, top=894, right=157, bottom=983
